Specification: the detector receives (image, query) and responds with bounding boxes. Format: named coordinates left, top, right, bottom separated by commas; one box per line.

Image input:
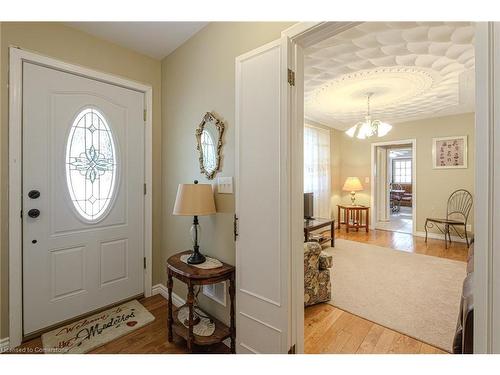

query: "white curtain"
left=304, top=124, right=331, bottom=219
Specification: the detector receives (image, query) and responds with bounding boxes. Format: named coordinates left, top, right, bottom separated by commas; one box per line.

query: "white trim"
left=474, top=22, right=499, bottom=353
left=370, top=139, right=417, bottom=236
left=286, top=22, right=363, bottom=355
left=414, top=231, right=467, bottom=244
left=282, top=22, right=361, bottom=48
left=474, top=22, right=493, bottom=353
left=289, top=35, right=305, bottom=355
left=491, top=23, right=500, bottom=353
left=152, top=284, right=184, bottom=307
left=8, top=47, right=153, bottom=349
left=0, top=337, right=10, bottom=353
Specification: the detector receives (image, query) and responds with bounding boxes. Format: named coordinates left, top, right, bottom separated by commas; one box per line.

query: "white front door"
left=22, top=62, right=145, bottom=335
left=235, top=38, right=292, bottom=353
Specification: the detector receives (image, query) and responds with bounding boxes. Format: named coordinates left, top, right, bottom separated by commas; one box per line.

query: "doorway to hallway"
left=372, top=140, right=416, bottom=235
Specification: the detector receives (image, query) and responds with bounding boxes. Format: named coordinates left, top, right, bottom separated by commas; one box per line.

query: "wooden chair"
left=425, top=189, right=473, bottom=248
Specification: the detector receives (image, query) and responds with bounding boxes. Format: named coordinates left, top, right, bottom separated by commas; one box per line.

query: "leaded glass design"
left=201, top=129, right=216, bottom=173
left=66, top=108, right=117, bottom=221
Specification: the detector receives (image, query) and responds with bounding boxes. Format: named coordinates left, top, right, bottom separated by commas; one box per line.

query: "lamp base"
left=350, top=191, right=356, bottom=205
left=187, top=251, right=206, bottom=265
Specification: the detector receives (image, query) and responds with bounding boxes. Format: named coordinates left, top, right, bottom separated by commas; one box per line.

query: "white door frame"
left=8, top=47, right=153, bottom=348
left=283, top=22, right=496, bottom=353
left=370, top=139, right=417, bottom=235
left=475, top=22, right=500, bottom=353
left=282, top=21, right=361, bottom=354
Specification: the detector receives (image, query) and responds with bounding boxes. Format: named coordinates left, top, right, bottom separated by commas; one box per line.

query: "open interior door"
left=235, top=37, right=293, bottom=353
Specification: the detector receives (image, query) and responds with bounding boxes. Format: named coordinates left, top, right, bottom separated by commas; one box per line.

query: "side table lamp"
left=342, top=177, right=364, bottom=205
left=173, top=180, right=216, bottom=264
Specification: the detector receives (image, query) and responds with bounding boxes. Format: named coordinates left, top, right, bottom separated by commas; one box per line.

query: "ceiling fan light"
left=377, top=122, right=392, bottom=137
left=348, top=94, right=392, bottom=139
left=345, top=125, right=357, bottom=138
left=357, top=122, right=372, bottom=139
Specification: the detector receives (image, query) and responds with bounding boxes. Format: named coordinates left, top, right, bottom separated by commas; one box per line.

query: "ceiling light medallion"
left=345, top=93, right=392, bottom=139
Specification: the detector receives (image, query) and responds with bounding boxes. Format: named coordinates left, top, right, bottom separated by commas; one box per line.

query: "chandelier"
left=345, top=93, right=392, bottom=139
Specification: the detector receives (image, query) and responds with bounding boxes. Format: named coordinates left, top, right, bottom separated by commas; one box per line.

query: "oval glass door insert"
left=65, top=108, right=117, bottom=221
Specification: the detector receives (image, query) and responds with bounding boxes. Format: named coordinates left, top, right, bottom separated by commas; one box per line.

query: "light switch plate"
left=365, top=177, right=370, bottom=184
left=217, top=176, right=233, bottom=194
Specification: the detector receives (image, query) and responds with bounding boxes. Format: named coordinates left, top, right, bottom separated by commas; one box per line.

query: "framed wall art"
left=432, top=136, right=468, bottom=169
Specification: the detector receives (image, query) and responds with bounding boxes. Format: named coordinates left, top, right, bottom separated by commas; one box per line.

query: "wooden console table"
left=167, top=251, right=235, bottom=353
left=304, top=218, right=335, bottom=247
left=337, top=205, right=370, bottom=233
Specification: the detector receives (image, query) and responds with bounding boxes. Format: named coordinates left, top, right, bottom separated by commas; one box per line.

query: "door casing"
left=370, top=139, right=417, bottom=235
left=8, top=47, right=153, bottom=348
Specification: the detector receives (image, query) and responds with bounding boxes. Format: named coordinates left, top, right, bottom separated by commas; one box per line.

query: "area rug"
left=324, top=239, right=466, bottom=352
left=41, top=299, right=155, bottom=353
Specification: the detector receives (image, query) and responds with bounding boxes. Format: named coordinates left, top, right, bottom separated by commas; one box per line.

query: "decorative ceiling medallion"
left=307, top=66, right=437, bottom=115
left=304, top=22, right=475, bottom=128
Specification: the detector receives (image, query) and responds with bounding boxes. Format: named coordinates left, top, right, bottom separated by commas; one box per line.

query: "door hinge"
left=144, top=183, right=147, bottom=195
left=143, top=109, right=147, bottom=122
left=144, top=257, right=147, bottom=269
left=233, top=214, right=239, bottom=241
left=288, top=344, right=296, bottom=354
left=287, top=68, right=295, bottom=87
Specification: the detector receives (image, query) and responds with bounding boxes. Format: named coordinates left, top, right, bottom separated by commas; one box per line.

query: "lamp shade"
left=173, top=183, right=216, bottom=216
left=342, top=177, right=363, bottom=192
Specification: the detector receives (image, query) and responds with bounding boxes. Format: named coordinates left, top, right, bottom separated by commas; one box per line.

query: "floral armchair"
left=304, top=242, right=333, bottom=307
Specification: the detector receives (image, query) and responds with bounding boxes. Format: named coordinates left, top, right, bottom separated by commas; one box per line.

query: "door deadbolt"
left=28, top=209, right=40, bottom=218
left=28, top=190, right=40, bottom=199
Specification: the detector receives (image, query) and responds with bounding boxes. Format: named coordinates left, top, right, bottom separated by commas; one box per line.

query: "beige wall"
left=161, top=22, right=294, bottom=325
left=0, top=22, right=163, bottom=339
left=333, top=113, right=475, bottom=233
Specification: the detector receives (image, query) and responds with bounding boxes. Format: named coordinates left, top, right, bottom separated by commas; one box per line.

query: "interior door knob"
left=28, top=190, right=40, bottom=199
left=28, top=209, right=40, bottom=218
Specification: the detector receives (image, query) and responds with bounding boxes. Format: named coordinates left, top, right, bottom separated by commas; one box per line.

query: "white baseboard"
left=152, top=283, right=231, bottom=349
left=0, top=337, right=10, bottom=353
left=152, top=283, right=185, bottom=307
left=414, top=231, right=468, bottom=244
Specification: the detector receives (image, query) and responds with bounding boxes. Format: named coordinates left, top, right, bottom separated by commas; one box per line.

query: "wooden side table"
left=304, top=218, right=335, bottom=247
left=337, top=205, right=370, bottom=233
left=167, top=251, right=236, bottom=353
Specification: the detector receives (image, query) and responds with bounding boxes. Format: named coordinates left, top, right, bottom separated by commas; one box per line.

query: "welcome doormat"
left=41, top=299, right=155, bottom=354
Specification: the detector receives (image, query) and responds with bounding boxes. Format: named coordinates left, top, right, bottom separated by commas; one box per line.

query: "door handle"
left=28, top=209, right=40, bottom=218
left=28, top=190, right=41, bottom=199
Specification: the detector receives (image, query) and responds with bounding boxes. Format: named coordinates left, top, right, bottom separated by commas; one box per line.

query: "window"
left=66, top=108, right=117, bottom=221
left=393, top=158, right=412, bottom=184
left=304, top=125, right=331, bottom=218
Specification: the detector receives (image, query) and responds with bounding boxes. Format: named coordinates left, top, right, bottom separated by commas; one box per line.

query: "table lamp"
left=342, top=177, right=364, bottom=205
left=173, top=180, right=216, bottom=264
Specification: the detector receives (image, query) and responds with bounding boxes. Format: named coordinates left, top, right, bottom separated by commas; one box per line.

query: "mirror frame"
left=195, top=112, right=225, bottom=180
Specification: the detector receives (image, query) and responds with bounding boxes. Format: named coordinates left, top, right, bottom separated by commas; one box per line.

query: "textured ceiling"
left=304, top=22, right=475, bottom=129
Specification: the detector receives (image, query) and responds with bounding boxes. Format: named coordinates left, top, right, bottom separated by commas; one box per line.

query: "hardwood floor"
left=10, top=294, right=229, bottom=354
left=304, top=228, right=468, bottom=354
left=11, top=228, right=466, bottom=354
left=305, top=303, right=446, bottom=354
left=336, top=227, right=468, bottom=262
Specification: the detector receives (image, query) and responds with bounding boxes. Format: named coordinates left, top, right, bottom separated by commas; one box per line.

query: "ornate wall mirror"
left=196, top=112, right=225, bottom=179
